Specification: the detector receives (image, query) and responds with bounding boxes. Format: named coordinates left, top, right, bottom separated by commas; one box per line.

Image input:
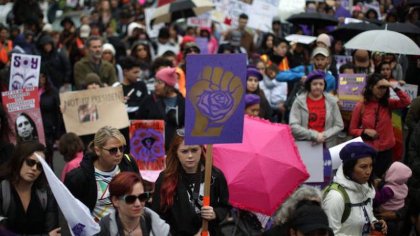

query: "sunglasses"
left=102, top=146, right=125, bottom=155
left=121, top=192, right=151, bottom=204
left=176, top=128, right=185, bottom=137
left=25, top=159, right=42, bottom=171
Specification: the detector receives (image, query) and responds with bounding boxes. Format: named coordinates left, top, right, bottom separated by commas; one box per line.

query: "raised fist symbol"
left=189, top=66, right=244, bottom=136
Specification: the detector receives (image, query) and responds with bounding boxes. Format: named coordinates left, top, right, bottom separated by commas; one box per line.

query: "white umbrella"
left=344, top=29, right=420, bottom=55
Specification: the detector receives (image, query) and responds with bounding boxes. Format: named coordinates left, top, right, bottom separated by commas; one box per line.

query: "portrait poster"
left=1, top=87, right=45, bottom=145
left=9, top=53, right=41, bottom=91
left=337, top=74, right=366, bottom=111
left=185, top=54, right=247, bottom=145
left=129, top=120, right=165, bottom=182
left=60, top=87, right=129, bottom=136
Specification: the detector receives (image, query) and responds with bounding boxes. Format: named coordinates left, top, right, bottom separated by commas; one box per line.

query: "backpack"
left=323, top=182, right=351, bottom=223
left=219, top=209, right=263, bottom=236
left=1, top=180, right=47, bottom=217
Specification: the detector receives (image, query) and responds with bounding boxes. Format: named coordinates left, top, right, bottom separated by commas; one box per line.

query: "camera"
left=374, top=222, right=383, bottom=231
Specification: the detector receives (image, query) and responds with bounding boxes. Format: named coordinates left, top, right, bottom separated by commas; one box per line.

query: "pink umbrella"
left=213, top=116, right=309, bottom=215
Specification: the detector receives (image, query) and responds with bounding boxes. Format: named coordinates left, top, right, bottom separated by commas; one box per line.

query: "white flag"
left=35, top=153, right=100, bottom=236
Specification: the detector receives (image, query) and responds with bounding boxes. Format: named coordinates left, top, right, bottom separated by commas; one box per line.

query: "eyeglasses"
left=120, top=192, right=151, bottom=204
left=25, top=159, right=42, bottom=171
left=176, top=128, right=185, bottom=137
left=102, top=146, right=125, bottom=155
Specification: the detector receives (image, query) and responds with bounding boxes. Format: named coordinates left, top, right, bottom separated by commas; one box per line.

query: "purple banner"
left=337, top=74, right=366, bottom=111
left=185, top=54, right=247, bottom=145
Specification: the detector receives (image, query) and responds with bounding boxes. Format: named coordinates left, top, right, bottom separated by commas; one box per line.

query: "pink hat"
left=156, top=67, right=177, bottom=87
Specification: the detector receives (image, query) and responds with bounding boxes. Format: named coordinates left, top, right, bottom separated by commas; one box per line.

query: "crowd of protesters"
left=0, top=0, right=420, bottom=235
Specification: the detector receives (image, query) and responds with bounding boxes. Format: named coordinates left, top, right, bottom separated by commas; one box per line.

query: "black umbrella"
left=331, top=22, right=381, bottom=42
left=381, top=22, right=420, bottom=35
left=287, top=12, right=339, bottom=27
left=150, top=0, right=214, bottom=26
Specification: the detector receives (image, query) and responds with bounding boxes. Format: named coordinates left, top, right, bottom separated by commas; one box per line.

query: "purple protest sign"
left=195, top=37, right=209, bottom=55
left=185, top=54, right=247, bottom=145
left=337, top=74, right=366, bottom=111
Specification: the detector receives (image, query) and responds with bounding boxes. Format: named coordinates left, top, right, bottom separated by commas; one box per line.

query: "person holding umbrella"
left=151, top=130, right=230, bottom=236
left=323, top=142, right=387, bottom=236
left=348, top=73, right=410, bottom=177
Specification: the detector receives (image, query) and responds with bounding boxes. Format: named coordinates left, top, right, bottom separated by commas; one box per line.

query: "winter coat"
left=64, top=152, right=140, bottom=212
left=349, top=89, right=410, bottom=151
left=38, top=35, right=72, bottom=89
left=407, top=120, right=420, bottom=167
left=135, top=92, right=185, bottom=151
left=97, top=207, right=170, bottom=236
left=259, top=76, right=287, bottom=109
left=74, top=57, right=117, bottom=89
left=39, top=86, right=64, bottom=147
left=289, top=92, right=344, bottom=148
left=381, top=162, right=412, bottom=211
left=275, top=64, right=336, bottom=92
left=0, top=180, right=59, bottom=234
left=151, top=167, right=230, bottom=236
left=323, top=165, right=377, bottom=236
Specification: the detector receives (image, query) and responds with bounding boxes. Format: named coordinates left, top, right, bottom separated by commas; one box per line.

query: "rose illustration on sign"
left=189, top=66, right=244, bottom=136
left=197, top=90, right=234, bottom=121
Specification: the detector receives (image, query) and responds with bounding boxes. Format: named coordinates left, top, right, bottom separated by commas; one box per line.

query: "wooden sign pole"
left=201, top=144, right=213, bottom=236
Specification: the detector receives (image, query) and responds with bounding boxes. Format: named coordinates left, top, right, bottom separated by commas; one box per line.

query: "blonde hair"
left=89, top=126, right=126, bottom=152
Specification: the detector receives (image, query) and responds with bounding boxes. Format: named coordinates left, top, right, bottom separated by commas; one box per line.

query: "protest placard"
left=1, top=87, right=45, bottom=145
left=187, top=12, right=212, bottom=28
left=185, top=54, right=246, bottom=145
left=129, top=120, right=165, bottom=182
left=337, top=74, right=366, bottom=111
left=295, top=141, right=324, bottom=182
left=60, top=87, right=129, bottom=136
left=9, top=53, right=41, bottom=90
left=390, top=83, right=418, bottom=102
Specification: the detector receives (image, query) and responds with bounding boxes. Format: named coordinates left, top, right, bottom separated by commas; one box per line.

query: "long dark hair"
left=15, top=112, right=39, bottom=143
left=0, top=106, right=13, bottom=143
left=342, top=158, right=374, bottom=187
left=363, top=73, right=389, bottom=106
left=0, top=141, right=46, bottom=188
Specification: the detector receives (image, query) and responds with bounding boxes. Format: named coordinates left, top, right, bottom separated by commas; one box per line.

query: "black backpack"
left=219, top=209, right=263, bottom=236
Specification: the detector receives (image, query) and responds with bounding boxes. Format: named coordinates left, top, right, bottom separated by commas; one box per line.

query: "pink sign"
left=2, top=87, right=45, bottom=145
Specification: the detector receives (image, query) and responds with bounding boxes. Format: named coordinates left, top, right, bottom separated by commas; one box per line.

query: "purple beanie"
left=245, top=94, right=260, bottom=107
left=247, top=67, right=263, bottom=81
left=305, top=70, right=326, bottom=86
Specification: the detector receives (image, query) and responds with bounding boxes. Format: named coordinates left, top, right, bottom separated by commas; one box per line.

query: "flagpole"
left=201, top=144, right=213, bottom=236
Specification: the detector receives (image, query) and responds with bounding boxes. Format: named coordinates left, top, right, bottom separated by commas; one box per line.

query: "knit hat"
left=245, top=94, right=260, bottom=107
left=339, top=142, right=377, bottom=163
left=311, top=47, right=330, bottom=58
left=127, top=22, right=145, bottom=37
left=290, top=204, right=333, bottom=235
left=156, top=67, right=177, bottom=87
left=79, top=24, right=91, bottom=38
left=184, top=42, right=200, bottom=54
left=102, top=43, right=116, bottom=56
left=84, top=73, right=102, bottom=87
left=305, top=70, right=326, bottom=86
left=247, top=67, right=263, bottom=81
left=316, top=33, right=331, bottom=48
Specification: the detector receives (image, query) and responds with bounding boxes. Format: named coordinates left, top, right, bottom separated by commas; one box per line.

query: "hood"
left=384, top=162, right=412, bottom=185
left=334, top=164, right=375, bottom=198
left=39, top=35, right=55, bottom=47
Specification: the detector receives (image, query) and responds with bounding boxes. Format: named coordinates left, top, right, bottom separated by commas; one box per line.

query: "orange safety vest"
left=0, top=40, right=13, bottom=64
left=260, top=54, right=290, bottom=72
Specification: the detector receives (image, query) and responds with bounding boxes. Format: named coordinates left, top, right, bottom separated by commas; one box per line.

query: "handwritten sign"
left=9, top=53, right=41, bottom=91
left=60, top=87, right=129, bottom=136
left=337, top=74, right=366, bottom=111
